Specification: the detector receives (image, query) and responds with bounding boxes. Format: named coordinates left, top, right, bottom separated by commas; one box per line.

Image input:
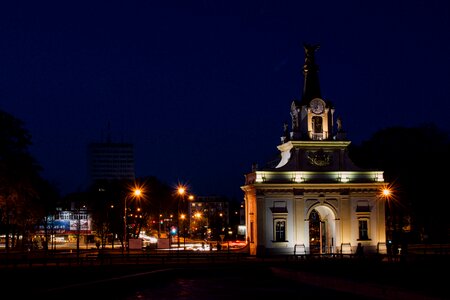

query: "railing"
left=1, top=243, right=449, bottom=268
left=310, top=132, right=325, bottom=140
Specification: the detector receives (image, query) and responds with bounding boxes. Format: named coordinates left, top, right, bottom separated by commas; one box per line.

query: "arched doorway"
left=308, top=206, right=337, bottom=254
left=309, top=209, right=321, bottom=254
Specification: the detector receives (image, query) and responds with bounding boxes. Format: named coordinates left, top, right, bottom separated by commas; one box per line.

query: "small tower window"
left=311, top=116, right=323, bottom=140
left=312, top=116, right=323, bottom=133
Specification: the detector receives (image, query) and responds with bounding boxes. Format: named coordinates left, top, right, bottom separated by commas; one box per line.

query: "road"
left=4, top=263, right=368, bottom=299
left=1, top=256, right=447, bottom=300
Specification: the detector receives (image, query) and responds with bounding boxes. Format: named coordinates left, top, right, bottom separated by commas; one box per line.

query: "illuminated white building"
left=242, top=44, right=387, bottom=256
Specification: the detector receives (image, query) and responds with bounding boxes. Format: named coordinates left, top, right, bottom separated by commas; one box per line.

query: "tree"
left=85, top=176, right=174, bottom=249
left=30, top=177, right=59, bottom=251
left=0, top=109, right=58, bottom=252
left=84, top=179, right=124, bottom=249
left=349, top=123, right=450, bottom=244
left=137, top=176, right=174, bottom=237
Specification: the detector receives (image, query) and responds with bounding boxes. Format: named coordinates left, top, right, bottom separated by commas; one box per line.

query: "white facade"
left=241, top=44, right=388, bottom=256
left=242, top=171, right=387, bottom=256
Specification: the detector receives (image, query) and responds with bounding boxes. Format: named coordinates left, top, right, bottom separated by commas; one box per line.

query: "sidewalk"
left=271, top=267, right=444, bottom=300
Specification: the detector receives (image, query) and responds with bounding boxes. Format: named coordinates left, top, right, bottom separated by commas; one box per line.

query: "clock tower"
left=290, top=43, right=339, bottom=141
left=242, top=44, right=387, bottom=257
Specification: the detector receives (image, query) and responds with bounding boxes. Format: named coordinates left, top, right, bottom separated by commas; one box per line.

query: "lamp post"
left=177, top=186, right=186, bottom=249
left=176, top=185, right=195, bottom=250
left=380, top=185, right=395, bottom=258
left=123, top=187, right=142, bottom=254
left=381, top=186, right=393, bottom=241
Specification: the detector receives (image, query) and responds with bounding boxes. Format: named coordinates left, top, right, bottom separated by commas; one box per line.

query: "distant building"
left=242, top=44, right=388, bottom=256
left=88, top=141, right=135, bottom=183
left=188, top=196, right=230, bottom=240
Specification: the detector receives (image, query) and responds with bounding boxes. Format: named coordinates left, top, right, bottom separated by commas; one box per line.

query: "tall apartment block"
left=88, top=141, right=135, bottom=182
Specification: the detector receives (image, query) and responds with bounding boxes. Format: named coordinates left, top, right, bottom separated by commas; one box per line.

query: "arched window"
left=312, top=116, right=322, bottom=133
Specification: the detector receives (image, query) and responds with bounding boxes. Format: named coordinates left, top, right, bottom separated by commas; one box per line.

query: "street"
left=1, top=255, right=447, bottom=300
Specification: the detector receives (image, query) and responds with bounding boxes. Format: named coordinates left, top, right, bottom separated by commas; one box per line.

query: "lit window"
left=274, top=219, right=286, bottom=242
left=358, top=219, right=369, bottom=240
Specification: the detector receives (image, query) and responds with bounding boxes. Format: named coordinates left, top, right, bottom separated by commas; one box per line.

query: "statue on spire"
left=301, top=42, right=322, bottom=104
left=337, top=116, right=343, bottom=132
left=335, top=116, right=347, bottom=140
left=280, top=122, right=291, bottom=144
left=303, top=43, right=320, bottom=71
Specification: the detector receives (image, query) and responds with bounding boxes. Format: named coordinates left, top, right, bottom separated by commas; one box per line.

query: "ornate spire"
left=301, top=43, right=321, bottom=104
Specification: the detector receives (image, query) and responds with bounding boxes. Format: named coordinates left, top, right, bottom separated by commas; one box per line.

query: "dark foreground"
left=2, top=255, right=448, bottom=300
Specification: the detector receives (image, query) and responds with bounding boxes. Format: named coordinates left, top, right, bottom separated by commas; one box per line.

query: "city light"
left=378, top=183, right=396, bottom=200
left=123, top=184, right=146, bottom=254
left=177, top=186, right=186, bottom=196
left=175, top=183, right=195, bottom=250
left=176, top=184, right=187, bottom=249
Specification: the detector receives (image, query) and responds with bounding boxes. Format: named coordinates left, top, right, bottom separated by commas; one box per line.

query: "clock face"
left=310, top=98, right=324, bottom=114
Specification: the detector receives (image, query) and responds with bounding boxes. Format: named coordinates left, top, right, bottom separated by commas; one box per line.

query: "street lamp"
left=180, top=213, right=186, bottom=249
left=175, top=184, right=195, bottom=250
left=382, top=188, right=392, bottom=198
left=123, top=187, right=143, bottom=254
left=379, top=184, right=396, bottom=255
left=177, top=186, right=186, bottom=249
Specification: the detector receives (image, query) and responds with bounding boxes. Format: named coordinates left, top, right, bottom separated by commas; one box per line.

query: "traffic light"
left=170, top=226, right=177, bottom=235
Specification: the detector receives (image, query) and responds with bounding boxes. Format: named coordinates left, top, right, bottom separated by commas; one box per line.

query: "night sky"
left=1, top=1, right=449, bottom=199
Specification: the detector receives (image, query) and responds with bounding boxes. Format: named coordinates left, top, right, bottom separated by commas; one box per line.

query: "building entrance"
left=308, top=206, right=336, bottom=254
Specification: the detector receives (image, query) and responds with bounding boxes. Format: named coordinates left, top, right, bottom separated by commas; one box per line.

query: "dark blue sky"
left=1, top=1, right=449, bottom=199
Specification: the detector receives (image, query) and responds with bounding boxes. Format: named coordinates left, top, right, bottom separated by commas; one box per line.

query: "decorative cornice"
left=244, top=185, right=384, bottom=196
left=290, top=140, right=351, bottom=148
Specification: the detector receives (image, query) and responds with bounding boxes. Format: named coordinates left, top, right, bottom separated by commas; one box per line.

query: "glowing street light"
left=123, top=185, right=144, bottom=254
left=175, top=185, right=196, bottom=250
left=379, top=184, right=397, bottom=247
left=177, top=185, right=186, bottom=249
left=382, top=188, right=392, bottom=198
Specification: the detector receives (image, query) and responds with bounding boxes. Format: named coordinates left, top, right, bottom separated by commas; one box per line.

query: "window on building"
left=274, top=219, right=286, bottom=242
left=358, top=219, right=369, bottom=240
left=312, top=116, right=323, bottom=133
